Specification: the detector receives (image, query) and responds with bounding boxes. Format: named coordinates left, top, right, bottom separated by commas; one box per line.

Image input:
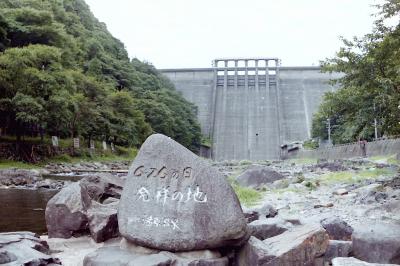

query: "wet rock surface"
left=45, top=174, right=123, bottom=241
left=352, top=222, right=400, bottom=264
left=118, top=134, right=248, bottom=251
left=2, top=148, right=400, bottom=265
left=237, top=224, right=329, bottom=265
left=80, top=173, right=124, bottom=202
left=87, top=201, right=119, bottom=243
left=332, top=257, right=399, bottom=266
left=247, top=218, right=291, bottom=240
left=236, top=166, right=285, bottom=189
left=0, top=231, right=60, bottom=265
left=320, top=217, right=353, bottom=240
left=0, top=168, right=64, bottom=189
left=83, top=245, right=229, bottom=266
left=45, top=182, right=91, bottom=238
left=323, top=240, right=353, bottom=264
left=0, top=161, right=129, bottom=190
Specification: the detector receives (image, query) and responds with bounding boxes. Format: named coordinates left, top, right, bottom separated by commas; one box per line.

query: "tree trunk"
left=39, top=125, right=44, bottom=143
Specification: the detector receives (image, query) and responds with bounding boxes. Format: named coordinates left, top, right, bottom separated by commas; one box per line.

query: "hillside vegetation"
left=312, top=1, right=400, bottom=144
left=0, top=0, right=201, bottom=153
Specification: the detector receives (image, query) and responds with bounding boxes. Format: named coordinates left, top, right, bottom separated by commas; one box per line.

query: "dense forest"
left=0, top=0, right=201, bottom=152
left=312, top=1, right=400, bottom=144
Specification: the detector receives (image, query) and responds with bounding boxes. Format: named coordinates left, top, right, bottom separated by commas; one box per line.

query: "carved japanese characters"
left=118, top=134, right=248, bottom=251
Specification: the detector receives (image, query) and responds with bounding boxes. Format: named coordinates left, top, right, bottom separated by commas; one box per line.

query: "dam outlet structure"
left=160, top=58, right=341, bottom=161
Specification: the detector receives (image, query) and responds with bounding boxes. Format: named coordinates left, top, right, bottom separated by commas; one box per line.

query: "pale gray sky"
left=85, top=0, right=381, bottom=69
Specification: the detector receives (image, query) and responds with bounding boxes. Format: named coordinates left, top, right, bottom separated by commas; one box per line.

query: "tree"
left=312, top=0, right=400, bottom=144
left=0, top=0, right=202, bottom=152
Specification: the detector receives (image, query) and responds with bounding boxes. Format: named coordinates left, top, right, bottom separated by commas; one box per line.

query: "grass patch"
left=42, top=147, right=137, bottom=165
left=268, top=186, right=304, bottom=194
left=239, top=160, right=252, bottom=166
left=319, top=168, right=396, bottom=184
left=287, top=157, right=318, bottom=165
left=200, top=136, right=212, bottom=148
left=0, top=160, right=41, bottom=169
left=370, top=154, right=399, bottom=165
left=231, top=183, right=263, bottom=207
left=226, top=173, right=263, bottom=207
left=358, top=168, right=395, bottom=178
left=0, top=147, right=137, bottom=168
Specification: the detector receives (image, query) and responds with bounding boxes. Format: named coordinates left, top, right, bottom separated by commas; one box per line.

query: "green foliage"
left=201, top=136, right=212, bottom=148
left=287, top=158, right=318, bottom=165
left=0, top=0, right=201, bottom=152
left=231, top=184, right=263, bottom=207
left=304, top=181, right=317, bottom=190
left=226, top=172, right=263, bottom=207
left=303, top=139, right=319, bottom=150
left=319, top=168, right=395, bottom=184
left=312, top=1, right=400, bottom=144
left=0, top=159, right=41, bottom=169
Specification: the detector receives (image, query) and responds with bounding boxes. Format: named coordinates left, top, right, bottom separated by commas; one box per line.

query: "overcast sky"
left=85, top=0, right=381, bottom=69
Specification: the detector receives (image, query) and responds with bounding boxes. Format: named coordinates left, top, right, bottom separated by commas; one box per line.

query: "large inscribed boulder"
left=118, top=134, right=248, bottom=251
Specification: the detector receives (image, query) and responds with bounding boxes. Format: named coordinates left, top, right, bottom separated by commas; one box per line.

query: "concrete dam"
left=160, top=58, right=341, bottom=161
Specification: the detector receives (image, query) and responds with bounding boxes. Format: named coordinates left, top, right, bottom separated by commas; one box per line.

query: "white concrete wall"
left=161, top=67, right=341, bottom=160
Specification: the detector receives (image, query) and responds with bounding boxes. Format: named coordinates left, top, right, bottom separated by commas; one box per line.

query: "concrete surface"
left=161, top=65, right=341, bottom=160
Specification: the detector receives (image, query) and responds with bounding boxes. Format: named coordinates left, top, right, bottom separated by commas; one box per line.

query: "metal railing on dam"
left=160, top=58, right=342, bottom=161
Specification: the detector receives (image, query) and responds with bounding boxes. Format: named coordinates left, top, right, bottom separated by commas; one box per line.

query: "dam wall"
left=161, top=61, right=342, bottom=161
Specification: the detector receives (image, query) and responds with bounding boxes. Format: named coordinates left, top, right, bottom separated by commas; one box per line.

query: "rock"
left=257, top=203, right=278, bottom=218
left=80, top=173, right=124, bottom=203
left=244, top=211, right=259, bottom=223
left=314, top=162, right=347, bottom=172
left=103, top=197, right=119, bottom=205
left=332, top=257, right=398, bottom=266
left=334, top=188, right=349, bottom=196
left=324, top=240, right=352, bottom=262
left=0, top=250, right=17, bottom=264
left=236, top=166, right=285, bottom=188
left=271, top=179, right=289, bottom=189
left=356, top=184, right=384, bottom=204
left=162, top=249, right=228, bottom=266
left=83, top=246, right=228, bottom=266
left=36, top=179, right=65, bottom=189
left=118, top=134, right=248, bottom=251
left=321, top=217, right=353, bottom=240
left=314, top=203, right=334, bottom=208
left=128, top=253, right=173, bottom=266
left=83, top=246, right=139, bottom=266
left=352, top=222, right=400, bottom=264
left=120, top=238, right=159, bottom=254
left=248, top=218, right=291, bottom=240
left=87, top=202, right=119, bottom=243
left=236, top=224, right=329, bottom=265
left=281, top=216, right=302, bottom=226
left=46, top=173, right=124, bottom=241
left=0, top=231, right=60, bottom=265
left=0, top=168, right=40, bottom=187
left=45, top=182, right=91, bottom=238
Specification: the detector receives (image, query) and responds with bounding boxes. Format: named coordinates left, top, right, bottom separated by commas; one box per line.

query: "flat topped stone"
left=118, top=134, right=248, bottom=251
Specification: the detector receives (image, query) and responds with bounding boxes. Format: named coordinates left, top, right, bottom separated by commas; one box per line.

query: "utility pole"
left=327, top=118, right=332, bottom=146
left=373, top=102, right=378, bottom=140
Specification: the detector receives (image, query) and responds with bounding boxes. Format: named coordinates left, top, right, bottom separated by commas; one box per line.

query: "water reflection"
left=0, top=188, right=57, bottom=234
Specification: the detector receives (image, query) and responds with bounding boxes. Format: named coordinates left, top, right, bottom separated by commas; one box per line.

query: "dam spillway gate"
left=160, top=58, right=341, bottom=161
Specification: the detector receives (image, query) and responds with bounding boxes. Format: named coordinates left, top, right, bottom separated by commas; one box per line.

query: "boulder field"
left=2, top=134, right=399, bottom=265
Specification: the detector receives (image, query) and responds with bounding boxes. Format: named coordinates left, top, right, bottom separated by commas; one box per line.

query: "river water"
left=0, top=188, right=58, bottom=234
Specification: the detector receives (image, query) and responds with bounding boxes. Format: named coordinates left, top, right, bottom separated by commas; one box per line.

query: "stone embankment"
left=0, top=134, right=399, bottom=265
